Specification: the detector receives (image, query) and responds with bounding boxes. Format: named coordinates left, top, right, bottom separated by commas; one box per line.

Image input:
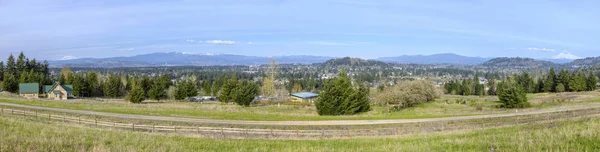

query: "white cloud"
left=59, top=55, right=77, bottom=60
left=525, top=47, right=556, bottom=52
left=552, top=51, right=581, bottom=59
left=116, top=48, right=135, bottom=51
left=247, top=42, right=253, bottom=45
left=203, top=40, right=237, bottom=45
left=185, top=39, right=196, bottom=43
left=307, top=41, right=353, bottom=46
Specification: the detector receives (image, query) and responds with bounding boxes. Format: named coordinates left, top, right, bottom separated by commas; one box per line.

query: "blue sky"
left=1, top=0, right=599, bottom=60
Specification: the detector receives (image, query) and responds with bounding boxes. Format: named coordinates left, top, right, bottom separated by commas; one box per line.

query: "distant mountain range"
left=49, top=52, right=592, bottom=68
left=376, top=53, right=489, bottom=65
left=49, top=52, right=334, bottom=68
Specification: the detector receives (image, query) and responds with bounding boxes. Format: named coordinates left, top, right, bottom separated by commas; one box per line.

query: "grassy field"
left=1, top=114, right=599, bottom=151
left=0, top=91, right=599, bottom=121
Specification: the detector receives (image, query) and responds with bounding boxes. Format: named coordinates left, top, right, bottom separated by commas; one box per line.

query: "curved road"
left=1, top=102, right=600, bottom=126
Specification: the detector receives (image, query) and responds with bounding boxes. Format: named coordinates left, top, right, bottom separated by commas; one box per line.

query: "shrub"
left=232, top=80, right=259, bottom=107
left=127, top=85, right=145, bottom=103
left=373, top=80, right=442, bottom=109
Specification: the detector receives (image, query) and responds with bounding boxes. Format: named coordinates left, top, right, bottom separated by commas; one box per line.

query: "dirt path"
left=1, top=102, right=600, bottom=126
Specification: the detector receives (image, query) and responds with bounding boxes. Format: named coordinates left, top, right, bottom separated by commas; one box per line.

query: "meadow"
left=1, top=113, right=599, bottom=151
left=1, top=91, right=599, bottom=121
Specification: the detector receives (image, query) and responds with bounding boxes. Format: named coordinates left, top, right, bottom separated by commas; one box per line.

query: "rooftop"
left=291, top=92, right=319, bottom=99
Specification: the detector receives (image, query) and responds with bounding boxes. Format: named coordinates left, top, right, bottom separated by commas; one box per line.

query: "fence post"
left=132, top=123, right=135, bottom=131
left=153, top=125, right=155, bottom=133
left=197, top=127, right=200, bottom=134
left=95, top=119, right=97, bottom=127
left=78, top=117, right=81, bottom=124
left=174, top=126, right=176, bottom=132
left=11, top=109, right=14, bottom=115
left=63, top=113, right=66, bottom=122
left=48, top=114, right=51, bottom=121
left=35, top=111, right=38, bottom=118
left=114, top=122, right=116, bottom=129
left=221, top=127, right=224, bottom=139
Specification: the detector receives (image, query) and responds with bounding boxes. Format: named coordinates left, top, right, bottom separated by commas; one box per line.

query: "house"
left=290, top=92, right=319, bottom=103
left=43, top=82, right=74, bottom=100
left=19, top=83, right=40, bottom=98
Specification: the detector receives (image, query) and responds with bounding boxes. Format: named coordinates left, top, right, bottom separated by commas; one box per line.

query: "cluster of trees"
left=1, top=52, right=51, bottom=92
left=445, top=68, right=599, bottom=97
left=315, top=71, right=370, bottom=116
left=444, top=73, right=486, bottom=96
left=374, top=80, right=441, bottom=112
left=217, top=76, right=260, bottom=106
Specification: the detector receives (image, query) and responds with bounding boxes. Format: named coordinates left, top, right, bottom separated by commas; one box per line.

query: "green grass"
left=1, top=91, right=599, bottom=121
left=1, top=115, right=600, bottom=151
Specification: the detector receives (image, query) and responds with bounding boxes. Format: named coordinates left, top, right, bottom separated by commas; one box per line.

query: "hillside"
left=377, top=53, right=488, bottom=65
left=482, top=57, right=558, bottom=68
left=566, top=57, right=600, bottom=67
left=321, top=57, right=389, bottom=67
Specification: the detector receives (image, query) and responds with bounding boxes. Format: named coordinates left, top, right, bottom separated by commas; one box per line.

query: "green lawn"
left=1, top=115, right=599, bottom=151
left=0, top=91, right=599, bottom=121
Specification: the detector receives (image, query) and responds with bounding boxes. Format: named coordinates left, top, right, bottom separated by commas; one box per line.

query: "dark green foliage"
left=2, top=53, right=50, bottom=93
left=569, top=70, right=587, bottom=92
left=497, top=77, right=529, bottom=108
left=174, top=79, right=198, bottom=100
left=2, top=73, right=18, bottom=92
left=86, top=71, right=100, bottom=97
left=218, top=76, right=238, bottom=103
left=232, top=80, right=259, bottom=107
left=127, top=83, right=145, bottom=103
left=103, top=74, right=122, bottom=97
left=543, top=68, right=556, bottom=92
left=149, top=82, right=166, bottom=101
left=557, top=69, right=571, bottom=91
left=71, top=74, right=87, bottom=97
left=202, top=80, right=212, bottom=95
left=556, top=83, right=566, bottom=93
left=316, top=71, right=371, bottom=116
left=586, top=71, right=598, bottom=91
left=487, top=79, right=497, bottom=95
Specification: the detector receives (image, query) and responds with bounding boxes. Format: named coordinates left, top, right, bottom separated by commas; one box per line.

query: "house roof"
left=291, top=92, right=319, bottom=99
left=43, top=82, right=73, bottom=93
left=53, top=90, right=63, bottom=95
left=19, top=83, right=39, bottom=94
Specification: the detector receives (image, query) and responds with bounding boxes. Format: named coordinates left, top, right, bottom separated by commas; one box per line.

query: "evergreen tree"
left=542, top=68, right=556, bottom=92
left=461, top=79, right=471, bottom=96
left=0, top=61, right=4, bottom=82
left=233, top=80, right=259, bottom=106
left=202, top=80, right=212, bottom=95
left=497, top=77, right=529, bottom=108
left=149, top=82, right=166, bottom=101
left=556, top=83, right=566, bottom=93
left=557, top=69, right=571, bottom=91
left=2, top=73, right=17, bottom=93
left=487, top=79, right=497, bottom=95
left=316, top=70, right=371, bottom=116
left=586, top=71, right=598, bottom=91
left=86, top=71, right=98, bottom=97
left=569, top=70, right=587, bottom=92
left=127, top=82, right=145, bottom=103
left=16, top=52, right=26, bottom=77
left=218, top=76, right=238, bottom=103
left=103, top=74, right=122, bottom=97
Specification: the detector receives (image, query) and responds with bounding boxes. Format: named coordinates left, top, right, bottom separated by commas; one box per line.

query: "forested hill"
left=482, top=57, right=558, bottom=68
left=320, top=57, right=389, bottom=67
left=567, top=57, right=600, bottom=67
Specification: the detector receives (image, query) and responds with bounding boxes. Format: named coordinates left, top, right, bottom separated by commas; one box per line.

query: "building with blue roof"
left=290, top=92, right=319, bottom=103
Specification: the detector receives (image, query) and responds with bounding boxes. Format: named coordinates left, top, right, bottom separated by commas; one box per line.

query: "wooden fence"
left=1, top=107, right=599, bottom=139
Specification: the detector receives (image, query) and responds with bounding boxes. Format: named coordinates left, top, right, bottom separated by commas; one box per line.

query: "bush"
left=316, top=71, right=370, bottom=116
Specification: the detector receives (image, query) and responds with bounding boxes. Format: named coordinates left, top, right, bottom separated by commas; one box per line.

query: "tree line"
left=1, top=52, right=51, bottom=92
left=445, top=68, right=598, bottom=96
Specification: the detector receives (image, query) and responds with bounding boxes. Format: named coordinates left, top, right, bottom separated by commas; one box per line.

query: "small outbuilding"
left=19, top=83, right=40, bottom=98
left=290, top=92, right=319, bottom=103
left=43, top=82, right=74, bottom=100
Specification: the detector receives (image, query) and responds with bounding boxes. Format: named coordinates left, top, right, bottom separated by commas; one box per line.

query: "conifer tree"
left=587, top=71, right=598, bottom=91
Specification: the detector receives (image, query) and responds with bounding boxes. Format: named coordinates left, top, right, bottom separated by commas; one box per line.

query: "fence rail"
left=1, top=107, right=599, bottom=139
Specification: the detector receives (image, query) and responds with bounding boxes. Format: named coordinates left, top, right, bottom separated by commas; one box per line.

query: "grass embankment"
left=0, top=92, right=599, bottom=121
left=1, top=115, right=600, bottom=151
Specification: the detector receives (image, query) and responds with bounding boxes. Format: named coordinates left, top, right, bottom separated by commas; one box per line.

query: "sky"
left=1, top=0, right=600, bottom=61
